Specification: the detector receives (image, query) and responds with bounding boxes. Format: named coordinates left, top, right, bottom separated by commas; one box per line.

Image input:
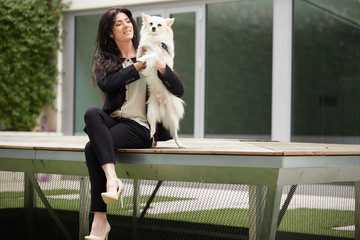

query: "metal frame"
left=2, top=146, right=360, bottom=239
left=271, top=0, right=293, bottom=142
left=356, top=182, right=360, bottom=240
left=79, top=176, right=90, bottom=239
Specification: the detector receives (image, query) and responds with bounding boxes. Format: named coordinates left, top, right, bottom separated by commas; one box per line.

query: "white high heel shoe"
left=101, top=178, right=124, bottom=208
left=84, top=221, right=111, bottom=240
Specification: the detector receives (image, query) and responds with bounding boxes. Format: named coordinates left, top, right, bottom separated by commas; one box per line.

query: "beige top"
left=110, top=58, right=149, bottom=129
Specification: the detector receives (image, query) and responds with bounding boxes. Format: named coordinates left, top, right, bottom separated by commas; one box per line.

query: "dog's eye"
left=150, top=22, right=153, bottom=26
left=158, top=24, right=161, bottom=27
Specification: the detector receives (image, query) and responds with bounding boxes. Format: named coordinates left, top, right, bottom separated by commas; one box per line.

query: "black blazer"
left=96, top=59, right=184, bottom=141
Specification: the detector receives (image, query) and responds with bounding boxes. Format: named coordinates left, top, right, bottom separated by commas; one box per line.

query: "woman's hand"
left=134, top=61, right=146, bottom=72
left=155, top=58, right=166, bottom=76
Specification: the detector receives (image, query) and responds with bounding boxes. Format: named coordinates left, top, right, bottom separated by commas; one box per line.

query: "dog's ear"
left=166, top=18, right=175, bottom=27
left=142, top=13, right=150, bottom=22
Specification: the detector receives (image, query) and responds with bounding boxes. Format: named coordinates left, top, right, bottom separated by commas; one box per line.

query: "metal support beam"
left=249, top=185, right=267, bottom=240
left=79, top=176, right=90, bottom=239
left=26, top=173, right=73, bottom=240
left=132, top=179, right=141, bottom=240
left=260, top=185, right=283, bottom=240
left=140, top=181, right=163, bottom=219
left=277, top=184, right=297, bottom=227
left=24, top=172, right=35, bottom=240
left=355, top=181, right=360, bottom=240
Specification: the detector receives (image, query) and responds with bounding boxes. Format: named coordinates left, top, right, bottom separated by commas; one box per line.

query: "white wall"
left=63, top=0, right=180, bottom=11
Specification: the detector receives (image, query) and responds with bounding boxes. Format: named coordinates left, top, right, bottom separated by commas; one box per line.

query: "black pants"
left=84, top=107, right=152, bottom=212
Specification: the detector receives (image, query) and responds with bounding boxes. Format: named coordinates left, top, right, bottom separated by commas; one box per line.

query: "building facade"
left=58, top=0, right=360, bottom=144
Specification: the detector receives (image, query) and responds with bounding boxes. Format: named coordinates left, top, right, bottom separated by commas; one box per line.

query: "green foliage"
left=0, top=0, right=67, bottom=130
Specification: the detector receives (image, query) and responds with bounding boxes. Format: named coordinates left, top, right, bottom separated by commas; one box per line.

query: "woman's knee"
left=84, top=107, right=102, bottom=125
left=85, top=141, right=95, bottom=163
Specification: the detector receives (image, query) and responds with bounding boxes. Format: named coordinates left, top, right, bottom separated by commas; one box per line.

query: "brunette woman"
left=84, top=7, right=183, bottom=240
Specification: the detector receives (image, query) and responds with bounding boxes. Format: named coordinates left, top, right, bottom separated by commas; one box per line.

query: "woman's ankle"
left=106, top=177, right=120, bottom=192
left=90, top=212, right=107, bottom=236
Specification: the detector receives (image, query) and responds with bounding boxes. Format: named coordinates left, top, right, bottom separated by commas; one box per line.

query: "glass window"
left=205, top=0, right=273, bottom=139
left=171, top=12, right=196, bottom=136
left=292, top=0, right=360, bottom=143
left=74, top=14, right=102, bottom=134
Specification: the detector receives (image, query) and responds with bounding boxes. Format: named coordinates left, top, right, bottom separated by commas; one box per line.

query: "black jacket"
left=96, top=59, right=184, bottom=141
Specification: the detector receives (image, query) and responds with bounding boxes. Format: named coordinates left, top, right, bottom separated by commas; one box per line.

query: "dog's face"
left=141, top=13, right=174, bottom=36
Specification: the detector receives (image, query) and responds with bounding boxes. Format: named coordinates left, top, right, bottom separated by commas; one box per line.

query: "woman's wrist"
left=134, top=61, right=146, bottom=71
left=157, top=60, right=166, bottom=76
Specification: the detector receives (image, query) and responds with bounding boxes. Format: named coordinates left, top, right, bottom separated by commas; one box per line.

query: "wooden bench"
left=1, top=133, right=360, bottom=239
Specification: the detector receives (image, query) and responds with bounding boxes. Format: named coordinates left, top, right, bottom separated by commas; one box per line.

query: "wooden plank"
left=0, top=135, right=87, bottom=151
left=0, top=145, right=35, bottom=150
left=252, top=141, right=360, bottom=156
left=0, top=135, right=280, bottom=155
left=1, top=134, right=360, bottom=156
left=117, top=138, right=282, bottom=156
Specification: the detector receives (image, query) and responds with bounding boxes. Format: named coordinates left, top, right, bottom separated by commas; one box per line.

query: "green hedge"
left=0, top=0, right=67, bottom=130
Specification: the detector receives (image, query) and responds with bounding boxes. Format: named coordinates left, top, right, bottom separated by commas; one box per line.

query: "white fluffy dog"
left=137, top=13, right=185, bottom=148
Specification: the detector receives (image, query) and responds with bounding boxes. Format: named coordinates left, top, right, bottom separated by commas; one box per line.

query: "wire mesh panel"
left=277, top=183, right=355, bottom=240
left=0, top=171, right=89, bottom=240
left=0, top=171, right=27, bottom=239
left=124, top=180, right=251, bottom=240
left=0, top=171, right=357, bottom=240
left=0, top=171, right=25, bottom=208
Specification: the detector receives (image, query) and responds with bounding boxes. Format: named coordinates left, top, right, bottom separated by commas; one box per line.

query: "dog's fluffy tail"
left=171, top=96, right=185, bottom=119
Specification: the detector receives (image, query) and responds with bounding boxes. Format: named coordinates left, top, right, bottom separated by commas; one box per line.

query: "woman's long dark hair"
left=91, top=8, right=139, bottom=85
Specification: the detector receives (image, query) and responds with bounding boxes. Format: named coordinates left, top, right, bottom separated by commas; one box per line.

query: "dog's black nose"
left=152, top=27, right=156, bottom=32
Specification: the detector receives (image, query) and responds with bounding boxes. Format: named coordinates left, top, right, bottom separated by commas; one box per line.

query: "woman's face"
left=110, top=12, right=134, bottom=43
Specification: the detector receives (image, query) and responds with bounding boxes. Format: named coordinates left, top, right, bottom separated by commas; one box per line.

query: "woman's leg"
left=84, top=108, right=151, bottom=237
left=85, top=141, right=107, bottom=212
left=84, top=108, right=119, bottom=212
left=84, top=108, right=118, bottom=237
left=101, top=118, right=153, bottom=202
left=84, top=107, right=119, bottom=165
left=102, top=162, right=119, bottom=195
left=85, top=110, right=151, bottom=210
left=88, top=212, right=108, bottom=237
left=100, top=118, right=152, bottom=201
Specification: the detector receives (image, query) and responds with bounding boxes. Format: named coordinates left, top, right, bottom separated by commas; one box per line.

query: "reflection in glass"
left=74, top=15, right=102, bottom=135
left=171, top=12, right=196, bottom=136
left=206, top=0, right=273, bottom=139
left=292, top=0, right=360, bottom=143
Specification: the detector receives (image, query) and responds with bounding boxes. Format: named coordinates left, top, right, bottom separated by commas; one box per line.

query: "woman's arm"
left=156, top=60, right=184, bottom=98
left=97, top=64, right=143, bottom=93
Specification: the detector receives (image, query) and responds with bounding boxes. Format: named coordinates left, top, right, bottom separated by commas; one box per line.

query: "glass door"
left=169, top=10, right=197, bottom=137
left=74, top=14, right=103, bottom=135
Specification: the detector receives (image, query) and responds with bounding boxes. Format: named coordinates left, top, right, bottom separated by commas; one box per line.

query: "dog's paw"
left=137, top=55, right=147, bottom=63
left=177, top=144, right=186, bottom=149
left=139, top=53, right=158, bottom=68
left=174, top=139, right=185, bottom=148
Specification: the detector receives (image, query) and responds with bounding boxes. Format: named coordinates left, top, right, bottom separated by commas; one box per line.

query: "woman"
left=84, top=8, right=183, bottom=240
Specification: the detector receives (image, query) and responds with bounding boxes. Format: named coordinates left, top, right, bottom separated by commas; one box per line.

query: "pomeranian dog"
left=137, top=13, right=185, bottom=148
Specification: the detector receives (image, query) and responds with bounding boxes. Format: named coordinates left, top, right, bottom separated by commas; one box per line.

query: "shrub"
left=0, top=0, right=67, bottom=130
